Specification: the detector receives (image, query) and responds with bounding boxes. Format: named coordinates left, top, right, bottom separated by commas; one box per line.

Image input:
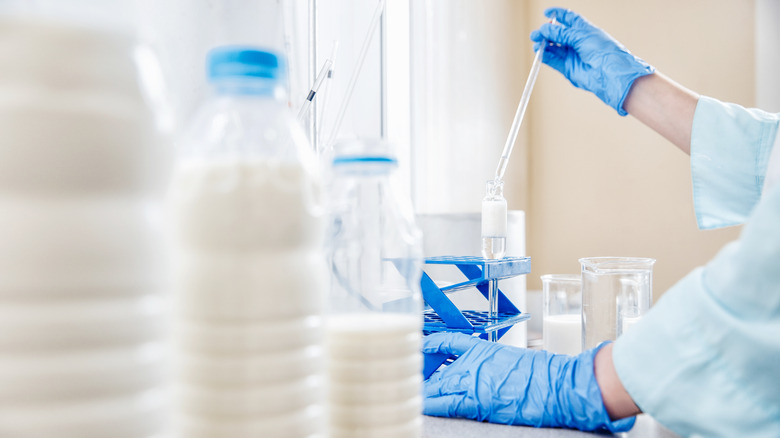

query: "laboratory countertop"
left=423, top=414, right=681, bottom=438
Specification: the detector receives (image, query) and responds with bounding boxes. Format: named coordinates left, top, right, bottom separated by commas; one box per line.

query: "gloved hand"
left=530, top=7, right=654, bottom=116
left=423, top=332, right=636, bottom=432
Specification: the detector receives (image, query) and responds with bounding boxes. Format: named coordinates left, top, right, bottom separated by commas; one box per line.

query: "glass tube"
left=481, top=180, right=507, bottom=260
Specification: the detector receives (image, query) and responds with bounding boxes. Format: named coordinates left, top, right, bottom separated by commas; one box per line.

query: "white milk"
left=0, top=17, right=168, bottom=437
left=326, top=313, right=422, bottom=438
left=172, top=160, right=325, bottom=438
left=543, top=314, right=582, bottom=355
left=481, top=199, right=507, bottom=259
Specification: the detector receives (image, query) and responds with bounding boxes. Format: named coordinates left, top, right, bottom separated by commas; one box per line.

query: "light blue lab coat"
left=613, top=96, right=780, bottom=438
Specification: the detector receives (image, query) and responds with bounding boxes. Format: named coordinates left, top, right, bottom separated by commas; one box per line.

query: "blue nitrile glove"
left=423, top=333, right=636, bottom=432
left=529, top=7, right=654, bottom=116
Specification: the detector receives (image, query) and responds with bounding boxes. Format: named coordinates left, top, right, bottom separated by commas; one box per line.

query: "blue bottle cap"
left=332, top=139, right=398, bottom=167
left=206, top=46, right=285, bottom=83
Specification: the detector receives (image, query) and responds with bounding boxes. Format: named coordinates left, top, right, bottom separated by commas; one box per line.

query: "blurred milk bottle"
left=326, top=139, right=424, bottom=438
left=170, top=47, right=327, bottom=437
left=0, top=10, right=171, bottom=438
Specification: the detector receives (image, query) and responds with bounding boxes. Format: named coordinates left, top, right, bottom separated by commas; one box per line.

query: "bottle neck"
left=211, top=78, right=285, bottom=99
left=333, top=168, right=395, bottom=180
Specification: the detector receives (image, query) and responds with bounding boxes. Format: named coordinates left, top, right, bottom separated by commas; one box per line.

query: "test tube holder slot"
left=420, top=255, right=531, bottom=378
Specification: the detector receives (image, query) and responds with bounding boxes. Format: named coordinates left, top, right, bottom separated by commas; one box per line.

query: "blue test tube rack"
left=420, top=255, right=532, bottom=378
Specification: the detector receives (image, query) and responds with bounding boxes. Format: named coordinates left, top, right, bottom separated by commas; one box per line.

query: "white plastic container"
left=0, top=15, right=170, bottom=437
left=170, top=47, right=326, bottom=438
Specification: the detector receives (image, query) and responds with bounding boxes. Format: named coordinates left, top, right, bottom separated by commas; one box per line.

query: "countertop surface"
left=423, top=414, right=680, bottom=438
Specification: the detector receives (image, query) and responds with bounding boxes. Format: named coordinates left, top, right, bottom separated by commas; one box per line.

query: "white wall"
left=408, top=1, right=529, bottom=215
left=138, top=0, right=287, bottom=128
left=313, top=0, right=384, bottom=147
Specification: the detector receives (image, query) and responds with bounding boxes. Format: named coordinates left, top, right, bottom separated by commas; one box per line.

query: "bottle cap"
left=206, top=46, right=285, bottom=84
left=332, top=139, right=398, bottom=166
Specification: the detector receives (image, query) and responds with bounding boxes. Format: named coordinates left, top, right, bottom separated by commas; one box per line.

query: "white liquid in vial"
left=326, top=313, right=422, bottom=438
left=481, top=199, right=507, bottom=259
left=543, top=314, right=582, bottom=355
left=481, top=200, right=507, bottom=236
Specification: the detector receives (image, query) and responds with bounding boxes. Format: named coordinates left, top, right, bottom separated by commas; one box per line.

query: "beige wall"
left=520, top=1, right=754, bottom=296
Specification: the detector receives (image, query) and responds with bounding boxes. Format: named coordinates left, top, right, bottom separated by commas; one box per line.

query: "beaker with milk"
left=542, top=274, right=582, bottom=355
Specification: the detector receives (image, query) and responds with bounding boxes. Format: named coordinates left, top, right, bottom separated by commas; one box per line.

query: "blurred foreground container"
left=0, top=5, right=171, bottom=437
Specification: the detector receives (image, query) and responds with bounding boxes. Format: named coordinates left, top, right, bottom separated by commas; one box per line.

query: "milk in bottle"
left=171, top=47, right=326, bottom=438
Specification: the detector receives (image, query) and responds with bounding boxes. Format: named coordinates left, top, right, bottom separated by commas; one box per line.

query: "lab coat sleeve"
left=690, top=96, right=779, bottom=229
left=612, top=183, right=780, bottom=437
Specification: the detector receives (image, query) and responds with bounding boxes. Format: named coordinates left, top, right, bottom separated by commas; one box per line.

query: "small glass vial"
left=481, top=179, right=507, bottom=259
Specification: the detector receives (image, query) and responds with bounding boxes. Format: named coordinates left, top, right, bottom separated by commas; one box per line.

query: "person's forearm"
left=623, top=72, right=699, bottom=155
left=594, top=343, right=641, bottom=420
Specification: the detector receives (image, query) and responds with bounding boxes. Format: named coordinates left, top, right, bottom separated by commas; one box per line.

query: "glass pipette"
left=297, top=58, right=333, bottom=124
left=493, top=19, right=554, bottom=183
left=325, top=0, right=386, bottom=149
left=316, top=42, right=340, bottom=147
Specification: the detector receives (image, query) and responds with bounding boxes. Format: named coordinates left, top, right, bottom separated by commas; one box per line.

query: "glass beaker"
left=579, top=257, right=655, bottom=350
left=541, top=274, right=582, bottom=355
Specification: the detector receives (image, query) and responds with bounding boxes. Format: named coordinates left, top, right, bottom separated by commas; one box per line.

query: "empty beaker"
left=580, top=257, right=655, bottom=350
left=541, top=274, right=582, bottom=355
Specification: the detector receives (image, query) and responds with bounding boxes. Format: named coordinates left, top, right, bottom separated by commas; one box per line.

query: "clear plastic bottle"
left=170, top=47, right=326, bottom=438
left=325, top=139, right=423, bottom=438
left=481, top=179, right=507, bottom=259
